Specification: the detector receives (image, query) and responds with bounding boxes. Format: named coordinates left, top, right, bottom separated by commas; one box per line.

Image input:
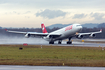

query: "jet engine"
left=89, top=33, right=95, bottom=38
left=76, top=35, right=83, bottom=39
left=25, top=33, right=30, bottom=38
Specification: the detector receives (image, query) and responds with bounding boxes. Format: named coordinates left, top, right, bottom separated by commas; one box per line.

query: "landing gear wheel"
left=67, top=41, right=72, bottom=44
left=58, top=41, right=61, bottom=44
left=49, top=41, right=54, bottom=44
left=67, top=37, right=72, bottom=44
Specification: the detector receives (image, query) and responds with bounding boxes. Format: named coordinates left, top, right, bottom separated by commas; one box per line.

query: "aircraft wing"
left=76, top=29, right=102, bottom=38
left=27, top=32, right=48, bottom=36
left=5, top=29, right=27, bottom=34
left=5, top=29, right=48, bottom=36
left=78, top=29, right=102, bottom=35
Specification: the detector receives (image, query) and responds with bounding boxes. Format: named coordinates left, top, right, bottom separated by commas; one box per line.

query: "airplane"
left=5, top=22, right=102, bottom=44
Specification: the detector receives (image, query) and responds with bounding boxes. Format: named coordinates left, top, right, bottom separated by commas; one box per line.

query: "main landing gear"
left=58, top=40, right=62, bottom=44
left=49, top=38, right=72, bottom=44
left=67, top=37, right=72, bottom=44
left=49, top=40, right=62, bottom=44
left=49, top=41, right=54, bottom=44
left=67, top=41, right=72, bottom=44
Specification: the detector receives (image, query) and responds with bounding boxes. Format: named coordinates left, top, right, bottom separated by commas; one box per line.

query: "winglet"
left=100, top=29, right=102, bottom=32
left=5, top=29, right=7, bottom=31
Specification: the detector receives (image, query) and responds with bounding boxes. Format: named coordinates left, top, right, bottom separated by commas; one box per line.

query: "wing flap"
left=8, top=31, right=27, bottom=34
left=6, top=29, right=27, bottom=34
left=28, top=32, right=48, bottom=36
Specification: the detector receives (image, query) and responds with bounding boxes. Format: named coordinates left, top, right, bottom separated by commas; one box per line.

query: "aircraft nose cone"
left=80, top=26, right=82, bottom=31
left=80, top=26, right=82, bottom=29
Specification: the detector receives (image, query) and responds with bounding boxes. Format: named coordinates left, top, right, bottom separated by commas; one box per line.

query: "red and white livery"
left=6, top=22, right=102, bottom=44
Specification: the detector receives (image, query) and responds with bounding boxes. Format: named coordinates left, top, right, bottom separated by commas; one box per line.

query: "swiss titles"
left=65, top=25, right=73, bottom=31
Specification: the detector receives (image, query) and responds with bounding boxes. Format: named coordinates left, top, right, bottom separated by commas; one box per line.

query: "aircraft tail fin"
left=41, top=22, right=48, bottom=33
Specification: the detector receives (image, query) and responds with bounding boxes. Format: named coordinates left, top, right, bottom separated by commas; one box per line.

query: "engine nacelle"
left=76, top=35, right=83, bottom=39
left=25, top=33, right=30, bottom=38
left=89, top=34, right=95, bottom=38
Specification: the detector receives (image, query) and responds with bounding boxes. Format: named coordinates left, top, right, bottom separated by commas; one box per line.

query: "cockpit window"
left=76, top=25, right=81, bottom=26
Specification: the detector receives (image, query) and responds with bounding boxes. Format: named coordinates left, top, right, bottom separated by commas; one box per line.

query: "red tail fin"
left=41, top=22, right=48, bottom=33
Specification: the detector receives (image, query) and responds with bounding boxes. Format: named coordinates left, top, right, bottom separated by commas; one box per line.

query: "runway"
left=0, top=65, right=105, bottom=70
left=0, top=37, right=105, bottom=47
left=0, top=38, right=105, bottom=69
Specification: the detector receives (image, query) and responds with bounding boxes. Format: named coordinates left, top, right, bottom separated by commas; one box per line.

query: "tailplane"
left=41, top=22, right=48, bottom=33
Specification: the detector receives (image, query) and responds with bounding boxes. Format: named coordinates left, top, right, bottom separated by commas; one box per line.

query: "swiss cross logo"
left=65, top=25, right=73, bottom=31
left=42, top=27, right=44, bottom=30
left=41, top=23, right=47, bottom=33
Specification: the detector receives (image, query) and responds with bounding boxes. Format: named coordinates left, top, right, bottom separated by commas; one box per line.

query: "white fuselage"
left=44, top=24, right=82, bottom=41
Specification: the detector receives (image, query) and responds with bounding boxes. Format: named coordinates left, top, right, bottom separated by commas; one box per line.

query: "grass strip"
left=0, top=45, right=105, bottom=67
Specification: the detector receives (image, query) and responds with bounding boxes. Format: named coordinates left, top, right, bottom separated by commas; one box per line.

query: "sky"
left=0, top=0, right=105, bottom=28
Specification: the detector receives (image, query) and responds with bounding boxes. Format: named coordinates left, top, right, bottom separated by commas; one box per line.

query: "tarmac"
left=0, top=37, right=105, bottom=47
left=0, top=65, right=105, bottom=70
left=0, top=38, right=105, bottom=70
